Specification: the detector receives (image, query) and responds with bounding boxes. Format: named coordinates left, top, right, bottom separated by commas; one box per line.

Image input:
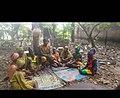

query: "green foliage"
left=18, top=24, right=32, bottom=42
left=96, top=22, right=111, bottom=31
left=116, top=22, right=120, bottom=27
left=0, top=23, right=32, bottom=41
left=39, top=22, right=53, bottom=33
left=39, top=22, right=73, bottom=40
left=0, top=23, right=13, bottom=40
left=57, top=23, right=73, bottom=39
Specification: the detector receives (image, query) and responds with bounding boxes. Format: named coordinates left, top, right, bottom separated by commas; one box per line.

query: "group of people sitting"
left=2, top=38, right=98, bottom=90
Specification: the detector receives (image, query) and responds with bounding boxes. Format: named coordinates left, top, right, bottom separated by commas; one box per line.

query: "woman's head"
left=11, top=53, right=19, bottom=62
left=75, top=46, right=80, bottom=53
left=88, top=48, right=96, bottom=59
left=43, top=38, right=49, bottom=45
left=52, top=47, right=57, bottom=53
left=64, top=46, right=69, bottom=51
left=41, top=56, right=47, bottom=63
left=16, top=47, right=24, bottom=57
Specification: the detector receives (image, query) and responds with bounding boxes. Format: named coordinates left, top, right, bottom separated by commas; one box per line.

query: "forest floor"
left=0, top=41, right=120, bottom=90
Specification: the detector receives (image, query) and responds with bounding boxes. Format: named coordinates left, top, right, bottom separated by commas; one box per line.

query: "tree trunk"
left=52, top=23, right=56, bottom=46
left=32, top=23, right=40, bottom=55
left=77, top=26, right=80, bottom=38
left=78, top=22, right=101, bottom=48
left=71, top=22, right=75, bottom=43
left=33, top=36, right=39, bottom=55
left=89, top=36, right=96, bottom=48
left=52, top=23, right=56, bottom=38
left=15, top=24, right=20, bottom=40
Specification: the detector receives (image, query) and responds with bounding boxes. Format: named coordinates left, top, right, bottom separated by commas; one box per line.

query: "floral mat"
left=51, top=66, right=69, bottom=71
left=54, top=68, right=86, bottom=82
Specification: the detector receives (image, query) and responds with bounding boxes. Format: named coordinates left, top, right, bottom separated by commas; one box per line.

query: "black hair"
left=28, top=47, right=34, bottom=58
left=43, top=38, right=49, bottom=43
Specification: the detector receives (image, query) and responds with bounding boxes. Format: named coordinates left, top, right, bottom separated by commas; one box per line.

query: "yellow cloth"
left=10, top=71, right=35, bottom=90
left=16, top=47, right=24, bottom=53
left=41, top=56, right=47, bottom=63
left=16, top=54, right=27, bottom=69
left=40, top=44, right=50, bottom=55
left=76, top=61, right=83, bottom=66
left=85, top=69, right=92, bottom=74
left=28, top=56, right=37, bottom=63
left=61, top=50, right=72, bottom=59
left=28, top=56, right=37, bottom=68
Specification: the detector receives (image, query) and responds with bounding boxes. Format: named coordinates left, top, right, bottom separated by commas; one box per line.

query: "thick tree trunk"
left=43, top=27, right=52, bottom=46
left=32, top=23, right=40, bottom=55
left=89, top=36, right=96, bottom=48
left=52, top=23, right=56, bottom=46
left=71, top=22, right=75, bottom=43
left=33, top=36, right=39, bottom=55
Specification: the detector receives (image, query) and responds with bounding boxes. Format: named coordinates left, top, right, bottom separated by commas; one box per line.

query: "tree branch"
left=93, top=30, right=101, bottom=40
left=90, top=22, right=102, bottom=36
left=78, top=22, right=90, bottom=37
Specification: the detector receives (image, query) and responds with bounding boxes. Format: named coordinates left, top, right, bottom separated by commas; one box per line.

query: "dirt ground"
left=0, top=41, right=120, bottom=90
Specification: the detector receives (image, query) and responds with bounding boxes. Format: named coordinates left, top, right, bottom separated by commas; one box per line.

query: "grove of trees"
left=0, top=22, right=120, bottom=49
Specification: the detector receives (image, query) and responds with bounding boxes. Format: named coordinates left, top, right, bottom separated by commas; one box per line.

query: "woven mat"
left=33, top=70, right=64, bottom=90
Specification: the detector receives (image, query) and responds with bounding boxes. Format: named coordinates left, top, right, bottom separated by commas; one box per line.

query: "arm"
left=56, top=52, right=61, bottom=62
left=60, top=51, right=65, bottom=61
left=39, top=45, right=51, bottom=57
left=66, top=51, right=73, bottom=60
left=64, top=53, right=73, bottom=62
left=68, top=54, right=75, bottom=64
left=66, top=55, right=75, bottom=65
left=39, top=47, right=45, bottom=56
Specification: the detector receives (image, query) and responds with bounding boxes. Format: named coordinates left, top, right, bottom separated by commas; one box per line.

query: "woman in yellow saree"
left=16, top=47, right=35, bottom=74
left=10, top=71, right=38, bottom=90
left=7, top=52, right=38, bottom=90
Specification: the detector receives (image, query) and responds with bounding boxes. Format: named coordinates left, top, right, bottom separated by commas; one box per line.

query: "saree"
left=10, top=71, right=35, bottom=90
left=16, top=54, right=27, bottom=69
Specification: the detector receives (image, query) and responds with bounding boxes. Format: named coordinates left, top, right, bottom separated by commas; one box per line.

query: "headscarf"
left=11, top=53, right=19, bottom=61
left=41, top=56, right=47, bottom=63
left=16, top=47, right=24, bottom=53
left=75, top=45, right=81, bottom=53
left=88, top=48, right=96, bottom=56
